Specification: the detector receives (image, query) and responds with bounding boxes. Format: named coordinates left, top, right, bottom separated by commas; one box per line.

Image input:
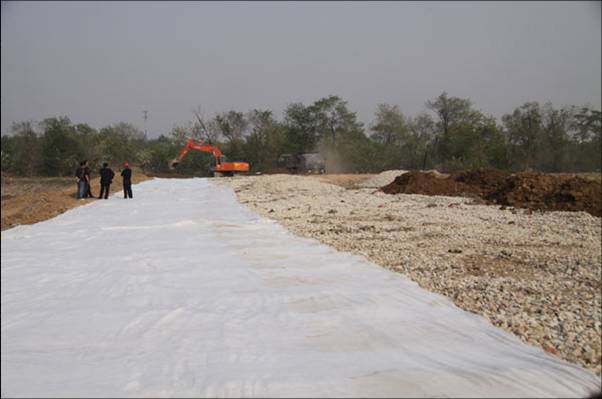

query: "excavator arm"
left=171, top=138, right=222, bottom=168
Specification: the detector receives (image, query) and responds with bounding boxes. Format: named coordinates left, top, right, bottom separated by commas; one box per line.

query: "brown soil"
left=382, top=169, right=602, bottom=217
left=1, top=167, right=153, bottom=231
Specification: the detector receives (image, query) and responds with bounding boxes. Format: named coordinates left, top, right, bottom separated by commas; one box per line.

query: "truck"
left=277, top=152, right=326, bottom=174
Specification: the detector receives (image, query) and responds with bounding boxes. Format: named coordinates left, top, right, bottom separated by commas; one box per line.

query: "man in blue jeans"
left=75, top=161, right=87, bottom=199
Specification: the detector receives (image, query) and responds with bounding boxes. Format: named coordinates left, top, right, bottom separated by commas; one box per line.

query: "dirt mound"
left=454, top=169, right=509, bottom=193
left=382, top=169, right=601, bottom=217
left=486, top=173, right=602, bottom=216
left=381, top=170, right=477, bottom=197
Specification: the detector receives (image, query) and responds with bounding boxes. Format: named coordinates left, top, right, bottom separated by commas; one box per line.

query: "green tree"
left=426, top=92, right=482, bottom=165
left=140, top=136, right=178, bottom=174
left=333, top=130, right=382, bottom=173
left=1, top=135, right=12, bottom=172
left=6, top=121, right=41, bottom=176
left=573, top=106, right=601, bottom=142
left=407, top=112, right=436, bottom=169
left=39, top=117, right=82, bottom=176
left=426, top=92, right=498, bottom=170
left=311, top=95, right=363, bottom=146
left=283, top=96, right=364, bottom=155
left=75, top=123, right=106, bottom=169
left=309, top=96, right=366, bottom=172
left=539, top=104, right=572, bottom=171
left=99, top=122, right=145, bottom=165
left=501, top=102, right=543, bottom=170
left=169, top=126, right=190, bottom=147
left=426, top=92, right=475, bottom=134
left=192, top=107, right=220, bottom=143
left=283, top=102, right=318, bottom=153
left=568, top=106, right=601, bottom=171
left=370, top=104, right=409, bottom=146
left=212, top=111, right=248, bottom=143
left=445, top=116, right=508, bottom=170
left=244, top=109, right=285, bottom=171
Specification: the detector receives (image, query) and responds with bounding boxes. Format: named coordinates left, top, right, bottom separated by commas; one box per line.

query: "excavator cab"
left=209, top=155, right=226, bottom=168
left=209, top=155, right=233, bottom=176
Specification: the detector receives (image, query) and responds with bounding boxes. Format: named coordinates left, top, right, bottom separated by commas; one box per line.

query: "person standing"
left=83, top=160, right=95, bottom=198
left=98, top=162, right=115, bottom=199
left=75, top=161, right=86, bottom=199
left=121, top=161, right=133, bottom=199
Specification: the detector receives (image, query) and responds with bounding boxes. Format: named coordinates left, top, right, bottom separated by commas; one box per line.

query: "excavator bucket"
left=169, top=159, right=179, bottom=170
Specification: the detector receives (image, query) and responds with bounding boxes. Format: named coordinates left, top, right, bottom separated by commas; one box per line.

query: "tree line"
left=1, top=92, right=600, bottom=177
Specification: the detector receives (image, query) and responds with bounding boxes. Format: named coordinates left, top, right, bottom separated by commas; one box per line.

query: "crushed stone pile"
left=356, top=170, right=408, bottom=188
left=382, top=169, right=602, bottom=217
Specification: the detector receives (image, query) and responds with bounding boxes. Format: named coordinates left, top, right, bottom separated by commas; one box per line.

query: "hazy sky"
left=1, top=1, right=601, bottom=137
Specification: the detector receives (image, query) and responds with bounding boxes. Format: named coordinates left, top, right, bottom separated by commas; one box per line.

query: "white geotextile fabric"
left=1, top=178, right=600, bottom=398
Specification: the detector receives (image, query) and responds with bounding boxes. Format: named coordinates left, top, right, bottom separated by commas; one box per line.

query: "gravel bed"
left=219, top=174, right=602, bottom=377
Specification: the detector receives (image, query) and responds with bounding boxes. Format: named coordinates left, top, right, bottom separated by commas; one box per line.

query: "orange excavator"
left=171, top=138, right=250, bottom=177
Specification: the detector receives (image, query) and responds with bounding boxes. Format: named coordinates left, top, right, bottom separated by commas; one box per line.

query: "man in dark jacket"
left=98, top=163, right=115, bottom=199
left=83, top=160, right=94, bottom=198
left=121, top=161, right=133, bottom=199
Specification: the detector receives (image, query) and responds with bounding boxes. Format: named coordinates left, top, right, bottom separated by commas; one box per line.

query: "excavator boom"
left=172, top=138, right=222, bottom=166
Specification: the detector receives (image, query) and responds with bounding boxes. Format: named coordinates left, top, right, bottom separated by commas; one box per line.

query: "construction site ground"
left=2, top=177, right=599, bottom=397
left=2, top=169, right=601, bottom=378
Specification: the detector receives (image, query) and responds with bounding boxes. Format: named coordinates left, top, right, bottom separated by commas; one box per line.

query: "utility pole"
left=143, top=109, right=149, bottom=138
